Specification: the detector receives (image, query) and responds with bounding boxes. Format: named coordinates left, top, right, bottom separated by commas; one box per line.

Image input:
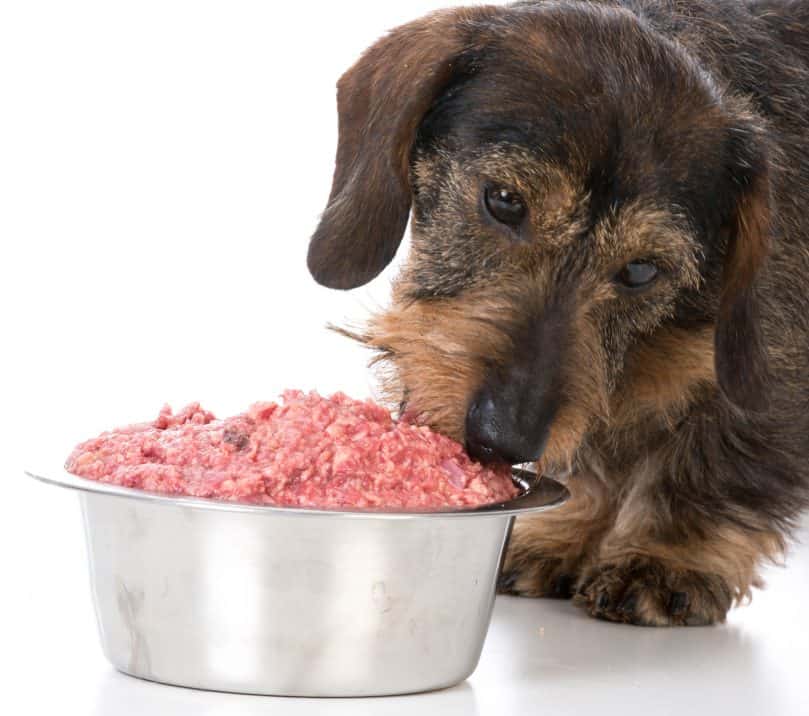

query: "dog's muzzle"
left=464, top=301, right=568, bottom=466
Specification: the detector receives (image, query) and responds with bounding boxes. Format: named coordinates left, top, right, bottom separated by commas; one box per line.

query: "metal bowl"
left=26, top=465, right=568, bottom=697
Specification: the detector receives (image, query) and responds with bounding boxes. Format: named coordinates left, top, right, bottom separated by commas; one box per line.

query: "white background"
left=2, top=2, right=807, bottom=714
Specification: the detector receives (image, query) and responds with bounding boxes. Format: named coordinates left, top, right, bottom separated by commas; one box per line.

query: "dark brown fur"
left=309, top=0, right=809, bottom=626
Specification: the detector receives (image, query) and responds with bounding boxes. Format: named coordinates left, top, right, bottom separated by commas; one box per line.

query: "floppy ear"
left=307, top=7, right=497, bottom=289
left=714, top=160, right=772, bottom=411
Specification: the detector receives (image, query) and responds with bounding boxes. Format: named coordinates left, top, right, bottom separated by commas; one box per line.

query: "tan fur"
left=610, top=326, right=717, bottom=430
left=350, top=289, right=516, bottom=440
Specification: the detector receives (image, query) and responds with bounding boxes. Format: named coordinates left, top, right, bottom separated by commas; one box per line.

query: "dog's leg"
left=573, top=455, right=786, bottom=625
left=499, top=469, right=613, bottom=598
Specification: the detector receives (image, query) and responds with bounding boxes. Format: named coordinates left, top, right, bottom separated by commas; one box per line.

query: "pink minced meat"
left=66, top=391, right=518, bottom=509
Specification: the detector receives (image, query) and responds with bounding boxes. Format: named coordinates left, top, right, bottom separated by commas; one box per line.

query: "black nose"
left=465, top=387, right=553, bottom=465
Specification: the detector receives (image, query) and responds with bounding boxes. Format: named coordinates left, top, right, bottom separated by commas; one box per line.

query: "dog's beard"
left=331, top=296, right=608, bottom=481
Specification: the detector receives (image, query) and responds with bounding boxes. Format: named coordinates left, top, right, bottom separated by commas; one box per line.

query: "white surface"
left=2, top=1, right=808, bottom=714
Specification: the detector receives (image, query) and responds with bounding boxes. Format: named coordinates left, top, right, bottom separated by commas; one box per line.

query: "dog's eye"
left=484, top=185, right=526, bottom=226
left=615, top=261, right=659, bottom=290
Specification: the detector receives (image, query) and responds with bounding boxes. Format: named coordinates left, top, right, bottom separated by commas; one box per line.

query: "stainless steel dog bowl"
left=26, top=465, right=567, bottom=697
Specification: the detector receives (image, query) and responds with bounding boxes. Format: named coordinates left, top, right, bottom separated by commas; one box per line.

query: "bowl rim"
left=25, top=465, right=569, bottom=520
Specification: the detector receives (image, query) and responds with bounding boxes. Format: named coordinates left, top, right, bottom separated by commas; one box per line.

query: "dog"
left=307, top=0, right=809, bottom=626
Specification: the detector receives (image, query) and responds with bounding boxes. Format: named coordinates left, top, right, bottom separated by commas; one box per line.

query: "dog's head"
left=308, top=3, right=772, bottom=471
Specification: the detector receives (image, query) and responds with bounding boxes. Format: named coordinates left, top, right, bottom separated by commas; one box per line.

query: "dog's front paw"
left=498, top=554, right=578, bottom=598
left=498, top=515, right=588, bottom=598
left=574, top=557, right=734, bottom=626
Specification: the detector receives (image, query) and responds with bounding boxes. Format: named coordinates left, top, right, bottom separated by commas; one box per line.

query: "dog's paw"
left=574, top=557, right=733, bottom=626
left=498, top=516, right=585, bottom=598
left=498, top=553, right=578, bottom=599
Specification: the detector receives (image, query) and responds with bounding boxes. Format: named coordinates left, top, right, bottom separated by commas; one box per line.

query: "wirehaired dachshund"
left=307, top=0, right=809, bottom=625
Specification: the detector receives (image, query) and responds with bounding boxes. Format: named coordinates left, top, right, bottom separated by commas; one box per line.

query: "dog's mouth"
left=397, top=394, right=410, bottom=420
left=399, top=394, right=574, bottom=478
left=396, top=396, right=422, bottom=426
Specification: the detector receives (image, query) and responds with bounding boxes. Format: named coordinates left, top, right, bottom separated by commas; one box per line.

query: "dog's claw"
left=497, top=569, right=519, bottom=592
left=576, top=568, right=602, bottom=596
left=551, top=573, right=574, bottom=598
left=618, top=592, right=637, bottom=615
left=668, top=591, right=690, bottom=615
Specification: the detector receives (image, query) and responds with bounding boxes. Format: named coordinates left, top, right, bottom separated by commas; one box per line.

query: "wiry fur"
left=310, top=0, right=809, bottom=626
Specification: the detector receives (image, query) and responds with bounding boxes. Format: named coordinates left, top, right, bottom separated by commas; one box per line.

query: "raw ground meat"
left=66, top=391, right=518, bottom=510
